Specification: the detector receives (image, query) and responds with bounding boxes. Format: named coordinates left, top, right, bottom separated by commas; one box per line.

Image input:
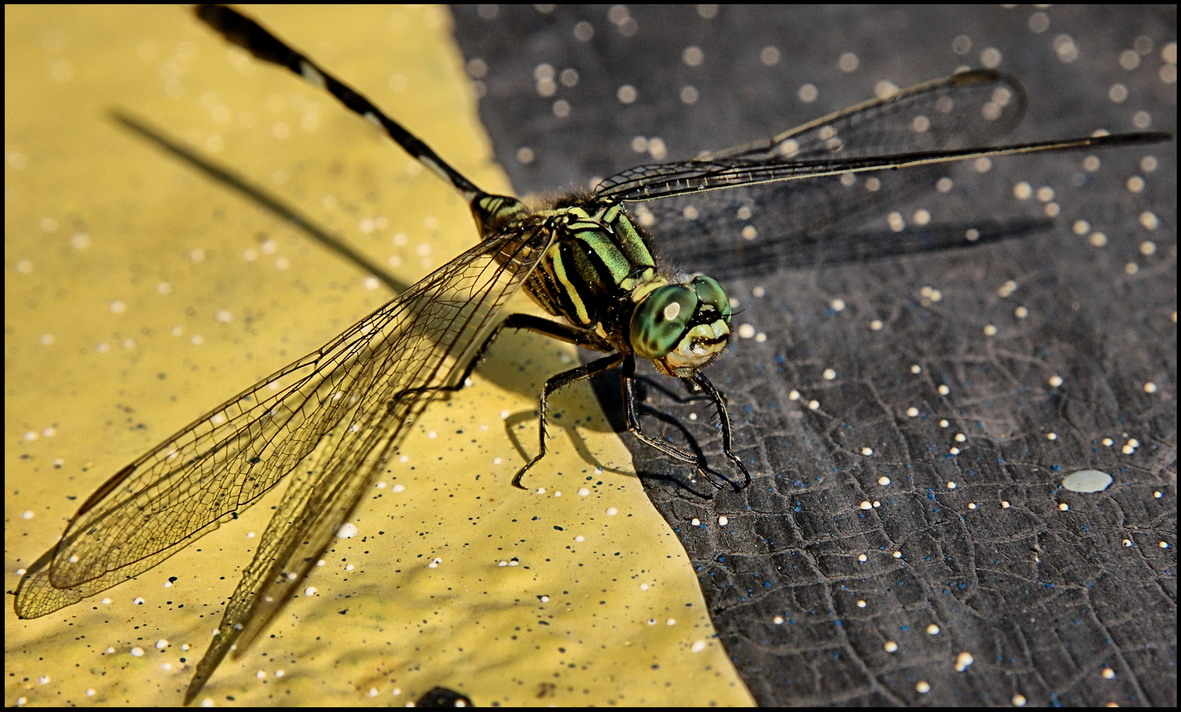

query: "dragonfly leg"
left=387, top=313, right=613, bottom=414
left=621, top=359, right=750, bottom=491
left=689, top=372, right=752, bottom=490
left=512, top=353, right=625, bottom=489
left=619, top=356, right=712, bottom=479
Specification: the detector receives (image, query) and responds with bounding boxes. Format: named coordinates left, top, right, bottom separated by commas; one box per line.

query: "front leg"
left=512, top=353, right=624, bottom=489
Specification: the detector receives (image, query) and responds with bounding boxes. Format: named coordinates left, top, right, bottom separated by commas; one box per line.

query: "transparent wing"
left=596, top=70, right=1053, bottom=202
left=14, top=227, right=551, bottom=622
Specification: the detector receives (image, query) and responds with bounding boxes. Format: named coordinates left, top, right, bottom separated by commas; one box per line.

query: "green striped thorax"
left=476, top=193, right=733, bottom=378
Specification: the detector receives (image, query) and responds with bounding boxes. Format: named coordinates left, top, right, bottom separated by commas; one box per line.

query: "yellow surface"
left=5, top=6, right=753, bottom=707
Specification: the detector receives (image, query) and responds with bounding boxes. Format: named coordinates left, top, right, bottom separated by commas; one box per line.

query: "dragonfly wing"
left=15, top=227, right=552, bottom=622
left=594, top=70, right=1030, bottom=201
left=182, top=226, right=553, bottom=701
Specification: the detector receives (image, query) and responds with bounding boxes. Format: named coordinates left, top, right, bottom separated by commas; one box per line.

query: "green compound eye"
left=631, top=284, right=697, bottom=359
left=691, top=275, right=730, bottom=320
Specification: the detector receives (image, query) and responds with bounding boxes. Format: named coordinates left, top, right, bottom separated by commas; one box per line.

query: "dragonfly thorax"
left=500, top=194, right=733, bottom=378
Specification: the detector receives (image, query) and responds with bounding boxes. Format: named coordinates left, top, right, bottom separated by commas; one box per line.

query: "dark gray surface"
left=452, top=5, right=1176, bottom=706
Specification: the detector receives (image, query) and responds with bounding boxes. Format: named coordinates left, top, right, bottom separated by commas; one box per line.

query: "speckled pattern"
left=452, top=5, right=1176, bottom=706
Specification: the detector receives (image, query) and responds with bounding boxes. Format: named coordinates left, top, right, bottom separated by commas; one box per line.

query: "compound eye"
left=630, top=285, right=696, bottom=359
left=691, top=275, right=731, bottom=320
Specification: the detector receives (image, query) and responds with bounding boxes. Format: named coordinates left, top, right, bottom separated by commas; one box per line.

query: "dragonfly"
left=14, top=4, right=1169, bottom=704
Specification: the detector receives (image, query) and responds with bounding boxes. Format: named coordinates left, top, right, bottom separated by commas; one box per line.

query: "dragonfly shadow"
left=108, top=109, right=575, bottom=409
left=496, top=362, right=743, bottom=497
left=665, top=216, right=1056, bottom=281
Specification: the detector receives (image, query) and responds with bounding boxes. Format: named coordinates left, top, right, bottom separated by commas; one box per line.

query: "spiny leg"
left=618, top=356, right=714, bottom=477
left=388, top=313, right=613, bottom=410
left=512, top=353, right=625, bottom=489
left=385, top=312, right=617, bottom=489
left=620, top=359, right=751, bottom=491
left=689, top=372, right=751, bottom=489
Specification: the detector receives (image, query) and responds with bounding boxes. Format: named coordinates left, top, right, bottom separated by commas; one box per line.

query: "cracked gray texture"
left=452, top=4, right=1176, bottom=706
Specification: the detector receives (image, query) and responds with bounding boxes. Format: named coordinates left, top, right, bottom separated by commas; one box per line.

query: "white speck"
left=859, top=500, right=873, bottom=510
left=955, top=651, right=975, bottom=671
left=1143, top=381, right=1158, bottom=394
left=1058, top=502, right=1071, bottom=511
left=718, top=516, right=729, bottom=526
left=823, top=368, right=837, bottom=380
left=1102, top=667, right=1116, bottom=679
left=878, top=476, right=891, bottom=486
left=606, top=507, right=618, bottom=516
left=946, top=481, right=957, bottom=490
left=860, top=447, right=874, bottom=456
left=884, top=640, right=899, bottom=653
left=130, top=647, right=145, bottom=657
left=1062, top=469, right=1113, bottom=493
left=927, top=624, right=940, bottom=635
left=1013, top=693, right=1028, bottom=706
left=336, top=522, right=358, bottom=539
left=916, top=680, right=931, bottom=694
left=690, top=639, right=707, bottom=653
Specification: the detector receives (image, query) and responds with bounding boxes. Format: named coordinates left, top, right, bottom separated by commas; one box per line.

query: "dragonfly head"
left=630, top=275, right=732, bottom=377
